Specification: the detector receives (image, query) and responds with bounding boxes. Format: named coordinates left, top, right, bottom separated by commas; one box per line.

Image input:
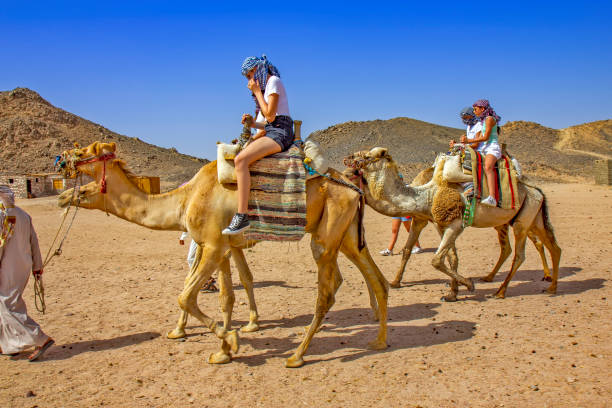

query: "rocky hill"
left=309, top=117, right=612, bottom=182
left=0, top=88, right=208, bottom=190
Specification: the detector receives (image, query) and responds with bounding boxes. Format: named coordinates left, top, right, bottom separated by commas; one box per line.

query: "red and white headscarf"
left=473, top=99, right=501, bottom=124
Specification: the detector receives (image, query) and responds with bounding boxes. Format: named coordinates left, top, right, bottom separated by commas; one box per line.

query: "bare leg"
left=391, top=218, right=428, bottom=288
left=386, top=218, right=401, bottom=252
left=484, top=154, right=497, bottom=200
left=234, top=137, right=281, bottom=213
left=402, top=219, right=421, bottom=247
left=482, top=224, right=512, bottom=282
left=231, top=247, right=260, bottom=332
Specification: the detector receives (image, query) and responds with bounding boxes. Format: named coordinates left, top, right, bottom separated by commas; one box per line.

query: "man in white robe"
left=0, top=185, right=54, bottom=360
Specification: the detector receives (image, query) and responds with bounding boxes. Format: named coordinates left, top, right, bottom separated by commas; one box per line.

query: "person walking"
left=0, top=185, right=54, bottom=361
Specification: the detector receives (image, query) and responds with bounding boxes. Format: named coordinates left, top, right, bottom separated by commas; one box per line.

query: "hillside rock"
left=309, top=117, right=612, bottom=182
left=0, top=87, right=208, bottom=190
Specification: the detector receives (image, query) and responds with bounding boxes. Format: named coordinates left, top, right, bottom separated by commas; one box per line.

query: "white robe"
left=0, top=206, right=48, bottom=354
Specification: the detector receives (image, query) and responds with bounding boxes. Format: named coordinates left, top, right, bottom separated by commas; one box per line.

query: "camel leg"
left=495, top=225, right=529, bottom=299
left=218, top=256, right=235, bottom=331
left=390, top=218, right=428, bottom=288
left=286, top=239, right=343, bottom=368
left=177, top=245, right=239, bottom=364
left=482, top=224, right=512, bottom=282
left=431, top=220, right=474, bottom=302
left=530, top=210, right=561, bottom=294
left=168, top=244, right=204, bottom=339
left=528, top=230, right=551, bottom=281
left=230, top=248, right=259, bottom=332
left=340, top=216, right=388, bottom=347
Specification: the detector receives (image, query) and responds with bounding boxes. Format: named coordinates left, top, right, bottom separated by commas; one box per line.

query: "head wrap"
left=459, top=106, right=478, bottom=126
left=0, top=186, right=15, bottom=250
left=241, top=55, right=280, bottom=112
left=472, top=99, right=501, bottom=124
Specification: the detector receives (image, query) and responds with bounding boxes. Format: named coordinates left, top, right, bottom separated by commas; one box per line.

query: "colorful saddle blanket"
left=465, top=147, right=519, bottom=210
left=245, top=145, right=307, bottom=242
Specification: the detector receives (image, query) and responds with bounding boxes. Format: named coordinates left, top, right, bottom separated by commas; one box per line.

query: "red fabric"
left=476, top=152, right=483, bottom=198
left=503, top=155, right=515, bottom=209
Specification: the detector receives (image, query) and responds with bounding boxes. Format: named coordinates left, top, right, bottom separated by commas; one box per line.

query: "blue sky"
left=1, top=1, right=611, bottom=159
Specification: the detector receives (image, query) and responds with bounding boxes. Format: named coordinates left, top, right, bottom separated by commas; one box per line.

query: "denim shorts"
left=264, top=115, right=294, bottom=151
left=392, top=216, right=412, bottom=222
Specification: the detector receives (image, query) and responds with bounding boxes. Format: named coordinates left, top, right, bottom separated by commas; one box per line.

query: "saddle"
left=441, top=146, right=520, bottom=210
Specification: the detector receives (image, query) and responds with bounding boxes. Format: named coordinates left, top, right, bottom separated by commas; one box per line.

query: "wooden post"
left=294, top=120, right=302, bottom=142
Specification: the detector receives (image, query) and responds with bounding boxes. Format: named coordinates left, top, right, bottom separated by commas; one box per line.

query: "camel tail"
left=533, top=186, right=555, bottom=235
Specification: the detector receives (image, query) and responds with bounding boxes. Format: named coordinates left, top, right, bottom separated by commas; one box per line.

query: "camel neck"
left=364, top=169, right=431, bottom=219
left=100, top=167, right=187, bottom=231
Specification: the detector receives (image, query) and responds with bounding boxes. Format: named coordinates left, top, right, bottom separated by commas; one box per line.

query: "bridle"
left=57, top=151, right=116, bottom=194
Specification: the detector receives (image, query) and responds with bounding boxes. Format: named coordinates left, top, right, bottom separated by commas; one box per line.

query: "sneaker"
left=222, top=213, right=250, bottom=235
left=379, top=249, right=392, bottom=256
left=411, top=246, right=423, bottom=254
left=480, top=196, right=497, bottom=207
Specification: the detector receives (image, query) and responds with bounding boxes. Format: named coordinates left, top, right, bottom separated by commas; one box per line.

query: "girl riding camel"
left=223, top=55, right=294, bottom=235
left=451, top=100, right=502, bottom=207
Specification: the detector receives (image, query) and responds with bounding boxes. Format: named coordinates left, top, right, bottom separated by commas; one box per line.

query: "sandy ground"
left=0, top=182, right=610, bottom=407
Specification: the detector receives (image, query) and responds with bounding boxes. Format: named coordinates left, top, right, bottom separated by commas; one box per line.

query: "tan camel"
left=344, top=147, right=561, bottom=301
left=399, top=166, right=553, bottom=283
left=57, top=142, right=389, bottom=368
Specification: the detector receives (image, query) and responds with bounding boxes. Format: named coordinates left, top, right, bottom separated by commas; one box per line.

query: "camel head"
left=57, top=141, right=117, bottom=179
left=57, top=180, right=104, bottom=209
left=343, top=147, right=402, bottom=200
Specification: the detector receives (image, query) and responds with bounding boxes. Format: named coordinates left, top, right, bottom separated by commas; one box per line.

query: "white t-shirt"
left=466, top=121, right=482, bottom=142
left=255, top=75, right=290, bottom=123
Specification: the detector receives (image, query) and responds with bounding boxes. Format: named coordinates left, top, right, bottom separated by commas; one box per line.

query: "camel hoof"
left=208, top=351, right=231, bottom=364
left=367, top=339, right=388, bottom=350
left=167, top=328, right=186, bottom=339
left=224, top=330, right=239, bottom=354
left=494, top=291, right=506, bottom=299
left=240, top=322, right=260, bottom=333
left=441, top=295, right=457, bottom=302
left=546, top=286, right=557, bottom=295
left=542, top=276, right=553, bottom=282
left=285, top=355, right=305, bottom=368
left=389, top=281, right=401, bottom=289
left=465, top=278, right=475, bottom=292
left=480, top=276, right=493, bottom=283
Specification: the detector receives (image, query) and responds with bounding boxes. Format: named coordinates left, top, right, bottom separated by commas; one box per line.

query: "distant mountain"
left=0, top=88, right=208, bottom=190
left=309, top=117, right=612, bottom=182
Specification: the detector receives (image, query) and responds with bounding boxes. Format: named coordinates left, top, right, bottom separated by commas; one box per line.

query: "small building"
left=0, top=173, right=71, bottom=198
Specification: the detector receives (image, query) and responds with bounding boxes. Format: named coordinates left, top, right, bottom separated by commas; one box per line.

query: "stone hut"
left=0, top=173, right=70, bottom=198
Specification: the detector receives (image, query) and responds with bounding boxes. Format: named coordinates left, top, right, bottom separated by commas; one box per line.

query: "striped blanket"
left=467, top=147, right=519, bottom=210
left=244, top=145, right=307, bottom=242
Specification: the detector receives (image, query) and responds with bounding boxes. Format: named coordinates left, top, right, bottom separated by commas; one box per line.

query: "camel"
left=344, top=147, right=561, bottom=301
left=397, top=166, right=554, bottom=284
left=57, top=141, right=389, bottom=368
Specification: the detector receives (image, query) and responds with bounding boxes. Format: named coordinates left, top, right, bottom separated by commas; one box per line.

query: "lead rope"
left=38, top=175, right=83, bottom=313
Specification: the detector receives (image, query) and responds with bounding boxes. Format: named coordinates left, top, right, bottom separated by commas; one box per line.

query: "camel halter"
left=75, top=152, right=116, bottom=194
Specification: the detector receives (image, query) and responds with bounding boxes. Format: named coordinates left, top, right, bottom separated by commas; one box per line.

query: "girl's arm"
left=249, top=78, right=279, bottom=123
left=473, top=117, right=495, bottom=143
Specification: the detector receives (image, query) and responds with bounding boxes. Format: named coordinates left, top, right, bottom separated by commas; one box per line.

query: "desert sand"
left=0, top=182, right=610, bottom=407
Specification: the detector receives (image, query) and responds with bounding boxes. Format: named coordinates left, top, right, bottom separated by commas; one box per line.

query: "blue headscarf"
left=460, top=106, right=478, bottom=126
left=241, top=55, right=280, bottom=112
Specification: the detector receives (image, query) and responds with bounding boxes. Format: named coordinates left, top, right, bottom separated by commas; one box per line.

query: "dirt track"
left=0, top=182, right=610, bottom=407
